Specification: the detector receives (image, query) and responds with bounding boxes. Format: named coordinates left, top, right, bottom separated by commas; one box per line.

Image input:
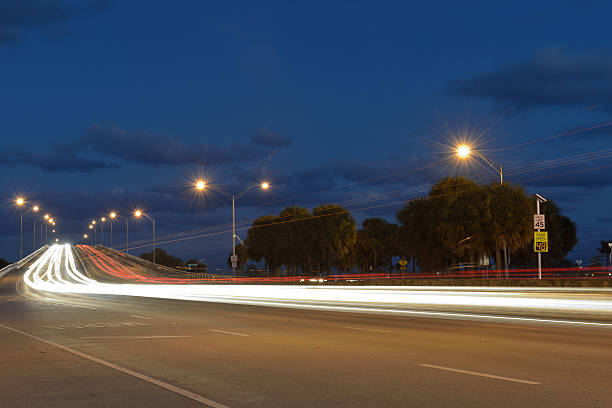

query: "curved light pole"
left=195, top=180, right=270, bottom=275
left=15, top=197, right=25, bottom=259
left=456, top=144, right=503, bottom=184
left=134, top=210, right=155, bottom=264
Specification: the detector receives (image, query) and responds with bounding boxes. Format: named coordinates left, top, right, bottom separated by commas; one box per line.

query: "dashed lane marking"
left=42, top=321, right=151, bottom=330
left=419, top=363, right=541, bottom=385
left=81, top=335, right=192, bottom=339
left=343, top=326, right=392, bottom=333
left=0, top=322, right=231, bottom=408
left=129, top=315, right=151, bottom=320
left=209, top=329, right=250, bottom=337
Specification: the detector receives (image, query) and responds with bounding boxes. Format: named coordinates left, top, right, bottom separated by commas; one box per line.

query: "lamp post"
left=46, top=218, right=54, bottom=244
left=134, top=210, right=155, bottom=264
left=109, top=212, right=116, bottom=248
left=195, top=180, right=270, bottom=275
left=456, top=144, right=503, bottom=184
left=100, top=217, right=106, bottom=246
left=32, top=205, right=39, bottom=251
left=83, top=234, right=88, bottom=245
left=91, top=220, right=97, bottom=245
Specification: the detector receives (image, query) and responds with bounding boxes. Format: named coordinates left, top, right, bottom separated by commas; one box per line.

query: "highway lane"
left=1, top=246, right=611, bottom=407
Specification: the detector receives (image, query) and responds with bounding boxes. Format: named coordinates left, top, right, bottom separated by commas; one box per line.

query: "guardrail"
left=0, top=245, right=49, bottom=281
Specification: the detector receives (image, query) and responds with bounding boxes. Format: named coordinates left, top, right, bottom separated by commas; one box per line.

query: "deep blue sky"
left=1, top=0, right=611, bottom=267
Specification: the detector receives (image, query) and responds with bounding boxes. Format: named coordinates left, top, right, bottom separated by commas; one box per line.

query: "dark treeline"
left=236, top=177, right=577, bottom=276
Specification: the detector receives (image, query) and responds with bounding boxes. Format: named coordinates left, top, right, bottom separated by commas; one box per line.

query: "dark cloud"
left=1, top=142, right=116, bottom=172
left=0, top=0, right=110, bottom=45
left=81, top=124, right=232, bottom=167
left=248, top=125, right=292, bottom=148
left=450, top=49, right=612, bottom=111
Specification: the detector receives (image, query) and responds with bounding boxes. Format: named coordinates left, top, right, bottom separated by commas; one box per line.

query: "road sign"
left=533, top=214, right=545, bottom=230
left=608, top=242, right=612, bottom=249
left=231, top=261, right=238, bottom=268
left=534, top=231, right=548, bottom=252
left=230, top=255, right=238, bottom=262
left=398, top=258, right=408, bottom=267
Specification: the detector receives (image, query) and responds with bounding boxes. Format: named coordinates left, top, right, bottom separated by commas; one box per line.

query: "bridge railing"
left=0, top=245, right=50, bottom=280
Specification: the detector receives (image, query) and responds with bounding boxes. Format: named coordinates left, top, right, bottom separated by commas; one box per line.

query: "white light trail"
left=22, top=246, right=612, bottom=325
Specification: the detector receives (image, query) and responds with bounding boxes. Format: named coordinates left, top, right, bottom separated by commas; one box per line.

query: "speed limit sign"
left=534, top=214, right=545, bottom=230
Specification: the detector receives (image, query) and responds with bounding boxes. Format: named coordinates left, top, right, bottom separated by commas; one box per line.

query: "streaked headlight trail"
left=22, top=245, right=612, bottom=327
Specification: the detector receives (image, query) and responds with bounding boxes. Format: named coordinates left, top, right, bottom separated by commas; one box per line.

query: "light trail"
left=21, top=245, right=612, bottom=326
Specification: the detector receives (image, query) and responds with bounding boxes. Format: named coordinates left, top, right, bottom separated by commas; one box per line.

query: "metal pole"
left=33, top=218, right=36, bottom=251
left=101, top=222, right=104, bottom=246
left=537, top=199, right=542, bottom=280
left=126, top=219, right=129, bottom=254
left=40, top=223, right=43, bottom=249
left=232, top=195, right=236, bottom=276
left=152, top=218, right=156, bottom=264
left=19, top=212, right=23, bottom=259
left=110, top=221, right=113, bottom=248
left=500, top=166, right=503, bottom=185
left=45, top=224, right=48, bottom=245
left=94, top=225, right=97, bottom=245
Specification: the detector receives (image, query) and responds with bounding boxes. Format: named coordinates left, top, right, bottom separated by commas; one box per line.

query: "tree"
left=312, top=204, right=356, bottom=274
left=0, top=258, right=9, bottom=269
left=483, top=183, right=532, bottom=274
left=246, top=215, right=282, bottom=275
left=360, top=217, right=399, bottom=272
left=597, top=241, right=612, bottom=266
left=140, top=248, right=185, bottom=268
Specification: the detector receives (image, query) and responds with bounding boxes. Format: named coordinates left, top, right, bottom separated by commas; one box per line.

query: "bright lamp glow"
left=33, top=206, right=39, bottom=212
left=83, top=234, right=88, bottom=239
left=134, top=210, right=142, bottom=217
left=89, top=225, right=93, bottom=229
left=456, top=144, right=471, bottom=159
left=110, top=212, right=117, bottom=219
left=16, top=197, right=25, bottom=206
left=195, top=180, right=206, bottom=191
left=101, top=217, right=106, bottom=222
left=44, top=214, right=50, bottom=220
left=92, top=220, right=96, bottom=225
left=261, top=182, right=270, bottom=190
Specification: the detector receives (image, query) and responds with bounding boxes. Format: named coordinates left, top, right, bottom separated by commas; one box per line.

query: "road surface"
left=1, top=244, right=611, bottom=407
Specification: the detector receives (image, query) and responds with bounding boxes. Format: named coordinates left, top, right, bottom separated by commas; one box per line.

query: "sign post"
left=534, top=195, right=547, bottom=279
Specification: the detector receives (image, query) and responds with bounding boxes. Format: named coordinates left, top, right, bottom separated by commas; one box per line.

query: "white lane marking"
left=81, top=336, right=192, bottom=339
left=41, top=321, right=151, bottom=330
left=0, top=322, right=231, bottom=408
left=343, top=326, right=392, bottom=333
left=130, top=315, right=151, bottom=320
left=419, top=364, right=541, bottom=385
left=209, top=329, right=250, bottom=337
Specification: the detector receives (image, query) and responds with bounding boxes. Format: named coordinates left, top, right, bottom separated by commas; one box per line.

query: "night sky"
left=1, top=0, right=611, bottom=268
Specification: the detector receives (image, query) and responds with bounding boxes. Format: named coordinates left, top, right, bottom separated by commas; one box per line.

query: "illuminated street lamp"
left=100, top=217, right=106, bottom=246
left=15, top=198, right=40, bottom=260
left=194, top=180, right=270, bottom=275
left=32, top=205, right=39, bottom=251
left=456, top=144, right=503, bottom=184
left=134, top=210, right=155, bottom=264
left=109, top=212, right=117, bottom=248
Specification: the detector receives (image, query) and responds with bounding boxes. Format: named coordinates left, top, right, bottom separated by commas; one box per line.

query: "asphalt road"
left=1, top=248, right=612, bottom=407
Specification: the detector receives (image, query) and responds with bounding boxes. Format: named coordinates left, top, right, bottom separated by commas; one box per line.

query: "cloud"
left=449, top=49, right=612, bottom=111
left=1, top=142, right=116, bottom=172
left=81, top=124, right=232, bottom=167
left=248, top=125, right=292, bottom=148
left=0, top=0, right=110, bottom=45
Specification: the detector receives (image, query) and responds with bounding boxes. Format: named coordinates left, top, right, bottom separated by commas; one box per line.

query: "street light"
left=195, top=180, right=270, bottom=275
left=32, top=205, right=39, bottom=251
left=109, top=212, right=117, bottom=248
left=101, top=217, right=106, bottom=246
left=134, top=209, right=155, bottom=264
left=456, top=144, right=503, bottom=184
